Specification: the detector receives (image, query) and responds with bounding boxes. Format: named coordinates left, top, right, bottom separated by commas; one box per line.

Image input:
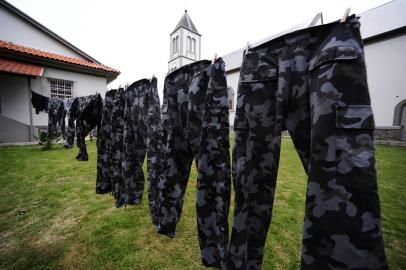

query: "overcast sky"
left=9, top=0, right=390, bottom=92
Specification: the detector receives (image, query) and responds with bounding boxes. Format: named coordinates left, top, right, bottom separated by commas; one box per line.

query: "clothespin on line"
left=213, top=53, right=218, bottom=63
left=340, top=8, right=351, bottom=23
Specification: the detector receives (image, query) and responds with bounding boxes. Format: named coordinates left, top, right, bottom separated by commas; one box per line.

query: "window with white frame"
left=48, top=78, right=73, bottom=99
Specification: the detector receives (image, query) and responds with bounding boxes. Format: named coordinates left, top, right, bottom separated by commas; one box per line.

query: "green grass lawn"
left=0, top=139, right=405, bottom=269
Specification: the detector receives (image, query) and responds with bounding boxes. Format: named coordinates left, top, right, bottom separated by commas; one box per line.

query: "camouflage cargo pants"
left=47, top=98, right=64, bottom=140
left=96, top=89, right=117, bottom=194
left=229, top=16, right=388, bottom=269
left=109, top=88, right=126, bottom=206
left=76, top=94, right=103, bottom=161
left=157, top=59, right=231, bottom=269
left=64, top=98, right=78, bottom=148
left=119, top=78, right=162, bottom=221
left=145, top=77, right=162, bottom=225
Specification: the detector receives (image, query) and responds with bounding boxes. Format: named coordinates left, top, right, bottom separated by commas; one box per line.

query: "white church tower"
left=168, top=10, right=201, bottom=72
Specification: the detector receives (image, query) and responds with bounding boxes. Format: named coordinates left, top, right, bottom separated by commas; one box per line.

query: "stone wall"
left=374, top=126, right=402, bottom=141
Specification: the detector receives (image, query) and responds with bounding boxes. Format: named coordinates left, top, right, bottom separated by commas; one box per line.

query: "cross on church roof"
left=171, top=10, right=200, bottom=35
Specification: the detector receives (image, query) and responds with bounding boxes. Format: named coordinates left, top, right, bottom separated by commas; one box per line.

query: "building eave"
left=0, top=51, right=119, bottom=83
left=0, top=0, right=101, bottom=63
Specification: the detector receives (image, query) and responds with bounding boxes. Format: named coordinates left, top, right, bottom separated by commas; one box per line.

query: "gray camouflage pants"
left=64, top=98, right=78, bottom=148
left=96, top=79, right=162, bottom=225
left=157, top=59, right=231, bottom=269
left=75, top=94, right=102, bottom=161
left=120, top=78, right=162, bottom=224
left=47, top=98, right=64, bottom=140
left=96, top=89, right=117, bottom=194
left=229, top=16, right=388, bottom=269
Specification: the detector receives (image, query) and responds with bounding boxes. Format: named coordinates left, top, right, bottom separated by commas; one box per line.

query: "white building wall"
left=226, top=71, right=240, bottom=125
left=0, top=73, right=30, bottom=125
left=169, top=27, right=201, bottom=72
left=30, top=67, right=107, bottom=126
left=0, top=6, right=86, bottom=60
left=364, top=35, right=406, bottom=126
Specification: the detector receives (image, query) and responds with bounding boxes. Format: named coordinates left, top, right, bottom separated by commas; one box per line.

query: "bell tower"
left=168, top=10, right=201, bottom=72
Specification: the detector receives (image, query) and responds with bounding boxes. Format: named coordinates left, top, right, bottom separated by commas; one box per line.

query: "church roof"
left=172, top=10, right=200, bottom=35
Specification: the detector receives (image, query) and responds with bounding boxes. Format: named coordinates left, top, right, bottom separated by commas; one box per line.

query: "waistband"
left=106, top=89, right=117, bottom=98
left=166, top=59, right=211, bottom=79
left=248, top=15, right=360, bottom=52
left=126, top=78, right=150, bottom=92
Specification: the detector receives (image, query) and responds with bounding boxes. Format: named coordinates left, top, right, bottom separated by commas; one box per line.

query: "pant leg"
left=60, top=104, right=66, bottom=140
left=65, top=99, right=78, bottom=148
left=157, top=69, right=194, bottom=237
left=146, top=77, right=162, bottom=225
left=228, top=49, right=283, bottom=270
left=197, top=58, right=231, bottom=269
left=303, top=18, right=387, bottom=269
left=110, top=89, right=126, bottom=207
left=76, top=117, right=88, bottom=161
left=96, top=90, right=116, bottom=194
left=122, top=81, right=148, bottom=205
left=47, top=99, right=59, bottom=140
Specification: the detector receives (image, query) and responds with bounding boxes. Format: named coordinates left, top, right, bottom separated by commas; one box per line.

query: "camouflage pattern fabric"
left=63, top=98, right=78, bottom=148
left=96, top=89, right=117, bottom=194
left=75, top=94, right=103, bottom=161
left=47, top=98, right=64, bottom=140
left=120, top=79, right=150, bottom=206
left=229, top=15, right=388, bottom=270
left=96, top=80, right=162, bottom=217
left=119, top=78, right=162, bottom=213
left=110, top=88, right=126, bottom=206
left=145, top=77, right=162, bottom=225
left=157, top=58, right=231, bottom=269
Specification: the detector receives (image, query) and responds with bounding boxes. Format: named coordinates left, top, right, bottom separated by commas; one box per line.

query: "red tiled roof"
left=0, top=40, right=120, bottom=74
left=0, top=58, right=43, bottom=76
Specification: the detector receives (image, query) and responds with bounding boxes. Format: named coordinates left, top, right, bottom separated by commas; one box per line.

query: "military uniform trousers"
left=47, top=98, right=64, bottom=140
left=120, top=77, right=162, bottom=223
left=96, top=89, right=117, bottom=194
left=64, top=98, right=79, bottom=148
left=75, top=94, right=103, bottom=161
left=157, top=59, right=231, bottom=269
left=229, top=16, right=388, bottom=270
left=96, top=79, right=162, bottom=224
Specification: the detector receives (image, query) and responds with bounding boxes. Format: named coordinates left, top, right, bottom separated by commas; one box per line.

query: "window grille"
left=47, top=78, right=73, bottom=99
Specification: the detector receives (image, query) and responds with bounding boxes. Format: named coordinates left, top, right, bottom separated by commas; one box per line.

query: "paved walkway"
left=375, top=140, right=406, bottom=147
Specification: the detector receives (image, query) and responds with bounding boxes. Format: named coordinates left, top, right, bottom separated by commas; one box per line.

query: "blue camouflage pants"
left=229, top=16, right=388, bottom=270
left=96, top=79, right=162, bottom=226
left=157, top=59, right=231, bottom=269
left=47, top=98, right=64, bottom=140
left=75, top=94, right=102, bottom=161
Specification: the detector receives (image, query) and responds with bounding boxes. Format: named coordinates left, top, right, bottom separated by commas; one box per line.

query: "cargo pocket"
left=240, top=52, right=278, bottom=83
left=309, top=45, right=358, bottom=71
left=335, top=105, right=376, bottom=182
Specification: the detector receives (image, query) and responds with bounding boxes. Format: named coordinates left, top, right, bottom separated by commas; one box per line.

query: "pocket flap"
left=336, top=105, right=375, bottom=129
left=240, top=52, right=278, bottom=83
left=234, top=113, right=248, bottom=130
left=309, top=46, right=358, bottom=71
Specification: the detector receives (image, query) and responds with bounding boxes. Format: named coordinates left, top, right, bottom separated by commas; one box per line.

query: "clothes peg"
left=243, top=42, right=251, bottom=57
left=340, top=8, right=351, bottom=23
